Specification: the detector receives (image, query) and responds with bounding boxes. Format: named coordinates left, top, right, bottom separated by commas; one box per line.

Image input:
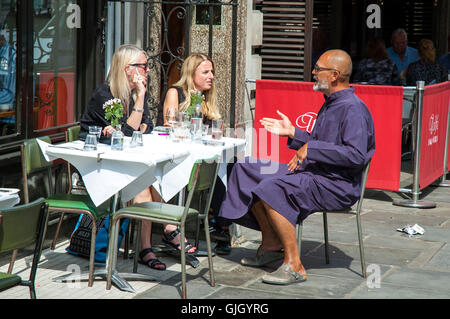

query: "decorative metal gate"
left=106, top=0, right=239, bottom=128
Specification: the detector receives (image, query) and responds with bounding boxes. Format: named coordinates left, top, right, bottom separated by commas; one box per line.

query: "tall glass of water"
left=212, top=119, right=223, bottom=140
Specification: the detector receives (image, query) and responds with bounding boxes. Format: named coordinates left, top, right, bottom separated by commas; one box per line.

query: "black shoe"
left=214, top=241, right=231, bottom=255
left=210, top=228, right=230, bottom=243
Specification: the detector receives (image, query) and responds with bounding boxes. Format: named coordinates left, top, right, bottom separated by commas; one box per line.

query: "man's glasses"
left=129, top=63, right=149, bottom=70
left=313, top=64, right=339, bottom=73
left=313, top=64, right=349, bottom=77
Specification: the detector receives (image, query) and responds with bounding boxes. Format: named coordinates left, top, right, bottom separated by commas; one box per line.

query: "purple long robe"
left=219, top=87, right=375, bottom=230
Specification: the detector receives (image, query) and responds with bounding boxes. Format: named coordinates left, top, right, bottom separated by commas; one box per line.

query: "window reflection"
left=0, top=1, right=17, bottom=136
left=33, top=0, right=76, bottom=131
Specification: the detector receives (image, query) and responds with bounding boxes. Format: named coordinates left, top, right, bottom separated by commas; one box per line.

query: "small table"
left=38, top=134, right=246, bottom=292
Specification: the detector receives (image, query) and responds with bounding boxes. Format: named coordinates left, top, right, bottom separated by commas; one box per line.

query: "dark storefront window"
left=0, top=0, right=17, bottom=136
left=33, top=0, right=77, bottom=133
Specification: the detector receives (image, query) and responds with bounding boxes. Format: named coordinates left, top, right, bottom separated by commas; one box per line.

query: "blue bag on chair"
left=94, top=215, right=130, bottom=263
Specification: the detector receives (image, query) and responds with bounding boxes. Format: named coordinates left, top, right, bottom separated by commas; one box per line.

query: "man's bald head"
left=319, top=49, right=353, bottom=82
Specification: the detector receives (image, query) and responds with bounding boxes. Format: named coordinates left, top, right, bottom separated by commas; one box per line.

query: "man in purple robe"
left=218, top=50, right=375, bottom=285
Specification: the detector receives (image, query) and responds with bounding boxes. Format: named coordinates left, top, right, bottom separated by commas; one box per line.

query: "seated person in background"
left=0, top=29, right=16, bottom=134
left=157, top=53, right=233, bottom=254
left=79, top=44, right=197, bottom=270
left=353, top=37, right=401, bottom=85
left=438, top=52, right=450, bottom=74
left=219, top=50, right=375, bottom=285
left=438, top=35, right=450, bottom=75
left=387, top=28, right=419, bottom=76
left=405, top=39, right=448, bottom=86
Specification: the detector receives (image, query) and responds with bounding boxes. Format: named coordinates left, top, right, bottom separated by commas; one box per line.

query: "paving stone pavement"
left=1, top=177, right=450, bottom=302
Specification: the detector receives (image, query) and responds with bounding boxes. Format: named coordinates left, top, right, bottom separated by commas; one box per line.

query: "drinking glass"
left=212, top=119, right=224, bottom=140
left=166, top=108, right=178, bottom=129
left=89, top=126, right=102, bottom=142
left=178, top=111, right=190, bottom=124
left=202, top=124, right=209, bottom=137
left=130, top=130, right=144, bottom=147
left=83, top=133, right=98, bottom=151
left=191, top=118, right=202, bottom=140
left=111, top=127, right=124, bottom=151
left=173, top=121, right=190, bottom=142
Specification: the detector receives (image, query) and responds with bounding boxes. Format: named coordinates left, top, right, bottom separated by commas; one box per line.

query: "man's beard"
left=313, top=78, right=329, bottom=92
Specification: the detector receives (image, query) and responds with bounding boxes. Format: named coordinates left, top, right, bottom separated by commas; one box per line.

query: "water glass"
left=178, top=111, right=191, bottom=124
left=111, top=129, right=124, bottom=151
left=166, top=107, right=178, bottom=128
left=191, top=118, right=202, bottom=140
left=88, top=126, right=102, bottom=142
left=130, top=130, right=144, bottom=147
left=202, top=124, right=209, bottom=137
left=83, top=133, right=97, bottom=151
left=173, top=122, right=190, bottom=142
left=212, top=119, right=224, bottom=140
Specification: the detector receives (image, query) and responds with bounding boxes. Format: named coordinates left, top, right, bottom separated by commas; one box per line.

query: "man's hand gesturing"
left=260, top=110, right=295, bottom=139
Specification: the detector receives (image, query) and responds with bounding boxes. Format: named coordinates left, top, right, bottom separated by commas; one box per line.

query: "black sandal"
left=162, top=228, right=197, bottom=254
left=138, top=248, right=166, bottom=271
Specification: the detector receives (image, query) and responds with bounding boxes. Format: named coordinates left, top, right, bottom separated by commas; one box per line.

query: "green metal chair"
left=0, top=198, right=48, bottom=299
left=5, top=136, right=54, bottom=274
left=52, top=125, right=84, bottom=250
left=296, top=161, right=371, bottom=278
left=106, top=155, right=221, bottom=299
left=20, top=135, right=111, bottom=287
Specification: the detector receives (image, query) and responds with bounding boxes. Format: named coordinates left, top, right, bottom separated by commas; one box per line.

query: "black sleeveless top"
left=156, top=85, right=213, bottom=127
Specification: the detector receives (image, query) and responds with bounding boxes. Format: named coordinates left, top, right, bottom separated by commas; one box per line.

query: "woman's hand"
left=103, top=125, right=116, bottom=137
left=287, top=143, right=308, bottom=171
left=260, top=110, right=295, bottom=138
left=132, top=70, right=146, bottom=98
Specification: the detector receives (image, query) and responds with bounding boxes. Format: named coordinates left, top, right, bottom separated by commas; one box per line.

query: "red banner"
left=419, top=81, right=450, bottom=189
left=253, top=80, right=403, bottom=191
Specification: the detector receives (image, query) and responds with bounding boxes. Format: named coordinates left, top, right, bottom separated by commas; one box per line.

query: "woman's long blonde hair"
left=174, top=53, right=220, bottom=120
left=106, top=44, right=146, bottom=111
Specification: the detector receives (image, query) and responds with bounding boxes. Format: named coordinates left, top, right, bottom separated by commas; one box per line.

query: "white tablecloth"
left=37, top=134, right=246, bottom=207
left=0, top=188, right=20, bottom=210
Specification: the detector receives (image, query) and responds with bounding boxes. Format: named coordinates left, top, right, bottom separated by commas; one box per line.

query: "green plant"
left=186, top=91, right=204, bottom=117
left=103, top=98, right=124, bottom=128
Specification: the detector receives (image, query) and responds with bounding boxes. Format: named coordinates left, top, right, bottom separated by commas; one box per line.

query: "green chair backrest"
left=23, top=136, right=53, bottom=175
left=183, top=155, right=221, bottom=219
left=187, top=155, right=220, bottom=193
left=66, top=125, right=80, bottom=142
left=0, top=198, right=46, bottom=253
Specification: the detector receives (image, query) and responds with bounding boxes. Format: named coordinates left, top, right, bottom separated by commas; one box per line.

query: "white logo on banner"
left=296, top=112, right=317, bottom=133
left=428, top=114, right=439, bottom=146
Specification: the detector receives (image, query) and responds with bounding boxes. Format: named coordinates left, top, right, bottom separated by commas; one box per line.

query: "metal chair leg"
left=195, top=216, right=201, bottom=249
left=7, top=249, right=18, bottom=274
left=356, top=211, right=367, bottom=278
left=88, top=219, right=97, bottom=287
left=180, top=224, right=187, bottom=299
left=323, top=212, right=330, bottom=264
left=133, top=220, right=142, bottom=273
left=296, top=223, right=303, bottom=256
left=203, top=216, right=215, bottom=287
left=51, top=212, right=65, bottom=250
